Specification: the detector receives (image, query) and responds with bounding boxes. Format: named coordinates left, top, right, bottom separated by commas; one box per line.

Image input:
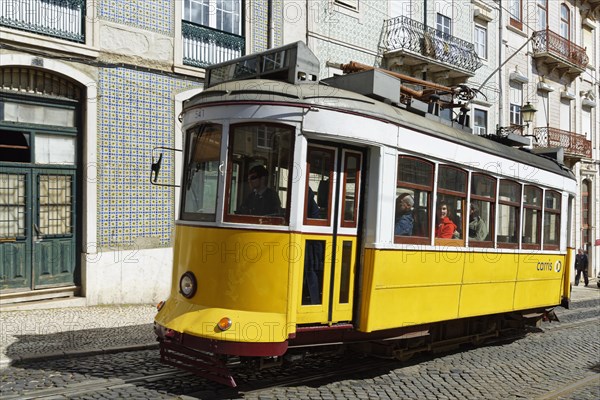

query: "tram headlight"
left=179, top=272, right=197, bottom=298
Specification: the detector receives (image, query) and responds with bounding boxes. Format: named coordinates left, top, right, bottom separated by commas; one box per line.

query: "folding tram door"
left=297, top=142, right=364, bottom=325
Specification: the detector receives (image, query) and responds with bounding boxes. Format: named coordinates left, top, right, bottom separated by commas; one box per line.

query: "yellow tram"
left=153, top=43, right=576, bottom=386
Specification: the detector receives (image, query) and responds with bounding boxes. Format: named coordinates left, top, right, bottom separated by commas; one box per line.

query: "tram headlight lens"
left=217, top=317, right=232, bottom=331
left=179, top=272, right=197, bottom=298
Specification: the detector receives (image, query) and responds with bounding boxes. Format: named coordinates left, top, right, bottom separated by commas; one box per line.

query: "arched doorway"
left=0, top=67, right=81, bottom=294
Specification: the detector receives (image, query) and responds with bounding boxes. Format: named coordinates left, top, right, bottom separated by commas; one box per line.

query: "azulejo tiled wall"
left=99, top=0, right=173, bottom=35
left=97, top=68, right=199, bottom=248
left=251, top=0, right=283, bottom=53
left=309, top=0, right=386, bottom=77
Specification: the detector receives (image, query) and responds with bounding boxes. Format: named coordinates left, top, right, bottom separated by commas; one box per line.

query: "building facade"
left=1, top=0, right=597, bottom=306
left=0, top=0, right=284, bottom=305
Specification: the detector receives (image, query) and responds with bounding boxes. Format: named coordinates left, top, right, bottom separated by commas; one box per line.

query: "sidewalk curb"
left=0, top=342, right=159, bottom=369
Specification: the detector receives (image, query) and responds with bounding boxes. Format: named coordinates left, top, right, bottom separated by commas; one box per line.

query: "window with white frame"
left=473, top=109, right=488, bottom=135
left=183, top=0, right=242, bottom=35
left=510, top=104, right=522, bottom=126
left=509, top=0, right=521, bottom=21
left=474, top=24, right=487, bottom=59
left=537, top=0, right=547, bottom=30
left=436, top=13, right=451, bottom=35
left=509, top=84, right=523, bottom=126
left=560, top=4, right=570, bottom=40
left=509, top=0, right=522, bottom=29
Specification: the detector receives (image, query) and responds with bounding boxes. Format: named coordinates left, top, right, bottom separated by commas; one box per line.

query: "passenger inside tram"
left=435, top=201, right=459, bottom=239
left=394, top=193, right=415, bottom=236
left=468, top=203, right=488, bottom=241
left=236, top=165, right=281, bottom=216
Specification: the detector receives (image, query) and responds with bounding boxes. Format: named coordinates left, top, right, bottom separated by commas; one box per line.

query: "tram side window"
left=304, top=146, right=334, bottom=225
left=395, top=156, right=433, bottom=244
left=224, top=123, right=293, bottom=225
left=341, top=152, right=361, bottom=228
left=543, top=191, right=561, bottom=250
left=469, top=173, right=495, bottom=245
left=181, top=124, right=222, bottom=221
left=497, top=180, right=521, bottom=248
left=436, top=165, right=467, bottom=243
left=522, top=186, right=542, bottom=249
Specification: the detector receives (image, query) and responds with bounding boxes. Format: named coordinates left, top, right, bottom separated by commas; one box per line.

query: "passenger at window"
left=468, top=203, right=488, bottom=241
left=435, top=202, right=458, bottom=239
left=395, top=194, right=414, bottom=236
left=237, top=165, right=281, bottom=216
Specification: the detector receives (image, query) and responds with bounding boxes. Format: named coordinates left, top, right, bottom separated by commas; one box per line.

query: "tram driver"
left=237, top=165, right=282, bottom=216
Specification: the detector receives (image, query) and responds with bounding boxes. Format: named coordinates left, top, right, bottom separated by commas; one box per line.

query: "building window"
left=560, top=4, right=570, bottom=40
left=510, top=104, right=521, bottom=126
left=474, top=24, right=487, bottom=59
left=537, top=0, right=547, bottom=30
left=183, top=0, right=242, bottom=35
left=509, top=0, right=522, bottom=29
left=509, top=83, right=523, bottom=126
left=582, top=180, right=590, bottom=249
left=436, top=13, right=451, bottom=35
left=473, top=109, right=488, bottom=135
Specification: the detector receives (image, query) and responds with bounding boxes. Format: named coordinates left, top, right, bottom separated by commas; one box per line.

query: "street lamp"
left=520, top=102, right=537, bottom=126
left=496, top=101, right=537, bottom=137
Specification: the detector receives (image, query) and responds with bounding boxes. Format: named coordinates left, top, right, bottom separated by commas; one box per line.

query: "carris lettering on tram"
left=536, top=261, right=553, bottom=271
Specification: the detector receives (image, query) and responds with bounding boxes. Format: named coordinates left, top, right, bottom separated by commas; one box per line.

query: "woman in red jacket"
left=435, top=202, right=458, bottom=239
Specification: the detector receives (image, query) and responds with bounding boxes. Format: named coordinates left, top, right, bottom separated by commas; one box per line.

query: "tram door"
left=297, top=143, right=363, bottom=324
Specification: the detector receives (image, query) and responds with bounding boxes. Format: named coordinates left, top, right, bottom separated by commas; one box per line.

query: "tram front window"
left=181, top=124, right=222, bottom=221
left=225, top=124, right=293, bottom=224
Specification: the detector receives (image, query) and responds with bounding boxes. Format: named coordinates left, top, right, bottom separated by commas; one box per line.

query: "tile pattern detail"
left=251, top=0, right=283, bottom=53
left=97, top=68, right=199, bottom=248
left=99, top=0, right=173, bottom=35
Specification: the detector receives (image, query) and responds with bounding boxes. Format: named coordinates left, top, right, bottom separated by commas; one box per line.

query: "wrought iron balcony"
left=0, top=0, right=85, bottom=43
left=531, top=29, right=588, bottom=79
left=533, top=127, right=592, bottom=159
left=182, top=21, right=245, bottom=69
left=380, top=16, right=482, bottom=81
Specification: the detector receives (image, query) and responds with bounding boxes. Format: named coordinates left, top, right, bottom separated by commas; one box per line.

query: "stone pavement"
left=0, top=303, right=157, bottom=368
left=0, top=279, right=598, bottom=369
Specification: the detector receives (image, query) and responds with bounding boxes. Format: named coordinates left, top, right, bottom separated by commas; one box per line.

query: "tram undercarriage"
left=155, top=308, right=558, bottom=387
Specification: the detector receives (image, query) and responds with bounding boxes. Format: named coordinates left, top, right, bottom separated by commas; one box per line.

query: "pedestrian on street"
left=574, top=248, right=589, bottom=287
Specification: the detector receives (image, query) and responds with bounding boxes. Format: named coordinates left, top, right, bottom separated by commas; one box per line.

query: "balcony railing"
left=533, top=127, right=591, bottom=159
left=380, top=16, right=482, bottom=74
left=182, top=21, right=245, bottom=69
left=532, top=29, right=588, bottom=70
left=0, top=0, right=85, bottom=43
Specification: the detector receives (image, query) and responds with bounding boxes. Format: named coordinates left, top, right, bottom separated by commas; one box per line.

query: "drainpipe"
left=267, top=0, right=274, bottom=49
left=498, top=1, right=504, bottom=128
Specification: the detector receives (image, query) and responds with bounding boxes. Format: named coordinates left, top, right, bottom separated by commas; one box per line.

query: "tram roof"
left=185, top=79, right=575, bottom=181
